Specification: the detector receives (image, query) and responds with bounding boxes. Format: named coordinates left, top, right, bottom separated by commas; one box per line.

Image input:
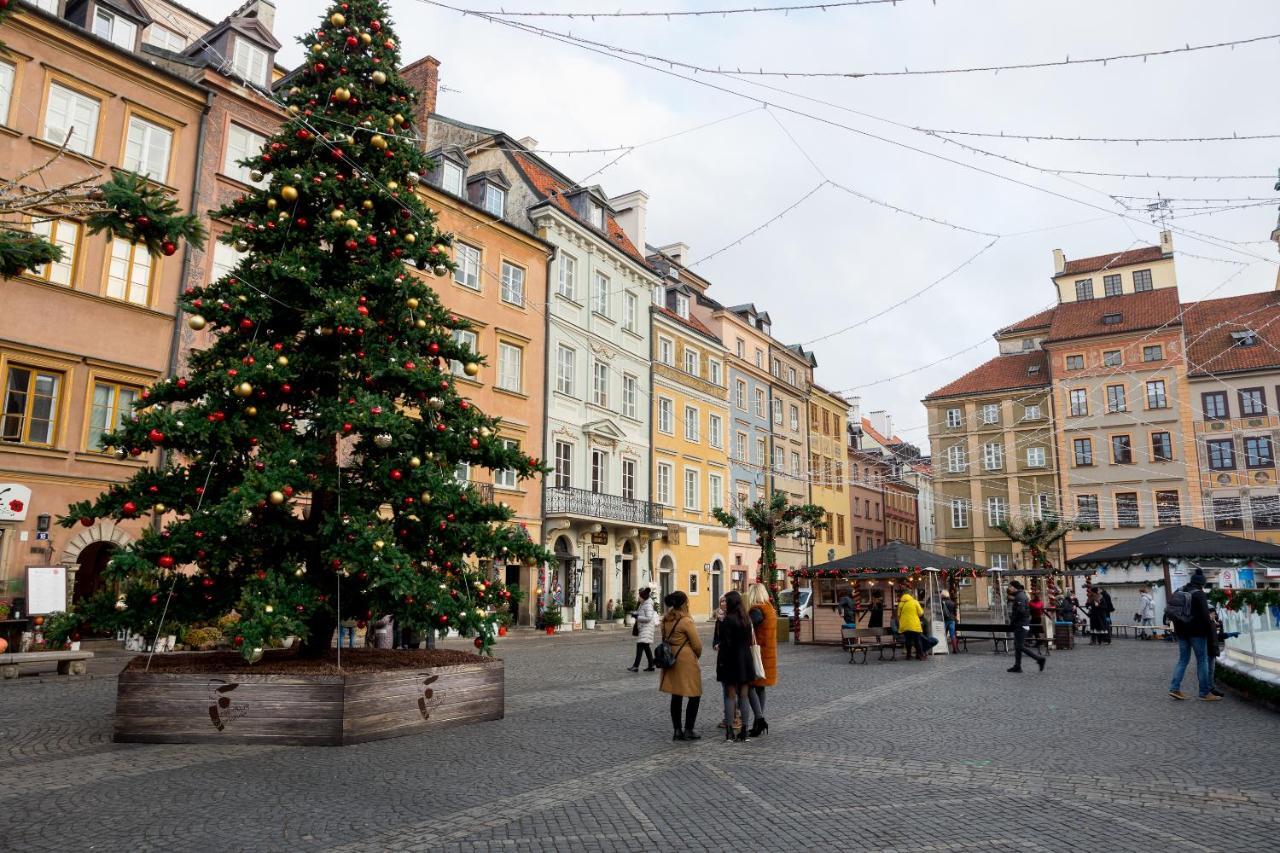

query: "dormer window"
left=483, top=184, right=505, bottom=217
left=94, top=7, right=137, bottom=50
left=675, top=294, right=689, bottom=319
left=231, top=37, right=269, bottom=86
left=442, top=160, right=463, bottom=196
left=1232, top=330, right=1258, bottom=347
left=760, top=320, right=771, bottom=335
left=28, top=0, right=59, bottom=13
left=1102, top=313, right=1122, bottom=325
left=146, top=23, right=187, bottom=52
left=589, top=202, right=604, bottom=230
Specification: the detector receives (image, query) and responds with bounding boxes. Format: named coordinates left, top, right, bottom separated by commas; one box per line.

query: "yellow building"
left=809, top=385, right=852, bottom=562
left=648, top=257, right=731, bottom=621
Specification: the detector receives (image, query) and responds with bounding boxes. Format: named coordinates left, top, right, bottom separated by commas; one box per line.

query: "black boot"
left=672, top=729, right=685, bottom=741
left=682, top=729, right=701, bottom=741
left=749, top=718, right=769, bottom=737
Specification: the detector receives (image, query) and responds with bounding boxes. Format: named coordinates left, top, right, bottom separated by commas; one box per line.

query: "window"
left=0, top=61, right=14, bottom=125
left=1073, top=438, right=1093, bottom=466
left=1103, top=350, right=1122, bottom=367
left=1151, top=431, right=1173, bottom=462
left=789, top=405, right=799, bottom=432
left=44, top=83, right=100, bottom=156
left=588, top=202, right=604, bottom=230
left=2, top=365, right=61, bottom=446
left=591, top=449, right=608, bottom=493
left=755, top=349, right=764, bottom=368
left=981, top=403, right=999, bottom=425
left=1252, top=495, right=1280, bottom=530
left=684, top=405, right=699, bottom=442
left=592, top=272, right=609, bottom=316
left=836, top=515, right=846, bottom=546
left=1106, top=385, right=1126, bottom=413
left=708, top=414, right=723, bottom=449
left=557, top=253, right=577, bottom=299
left=772, top=446, right=785, bottom=471
left=1103, top=274, right=1122, bottom=297
left=28, top=0, right=58, bottom=12
left=105, top=237, right=154, bottom=305
left=224, top=124, right=267, bottom=186
left=1245, top=435, right=1274, bottom=468
left=982, top=442, right=1004, bottom=471
left=1232, top=330, right=1258, bottom=348
left=1110, top=435, right=1132, bottom=465
left=29, top=219, right=80, bottom=285
left=449, top=329, right=478, bottom=377
left=674, top=293, right=689, bottom=319
left=986, top=496, right=1007, bottom=528
left=591, top=361, right=608, bottom=407
left=555, top=345, right=576, bottom=396
left=735, top=380, right=747, bottom=410
left=622, top=374, right=637, bottom=420
left=950, top=500, right=969, bottom=529
left=709, top=473, right=723, bottom=511
left=1023, top=404, right=1042, bottom=421
left=684, top=348, right=699, bottom=376
left=441, top=160, right=464, bottom=196
left=791, top=452, right=801, bottom=478
left=1132, top=269, right=1153, bottom=292
left=452, top=243, right=480, bottom=290
left=1202, top=391, right=1228, bottom=420
left=708, top=360, right=723, bottom=386
left=1214, top=497, right=1243, bottom=531
left=1240, top=388, right=1266, bottom=417
left=554, top=441, right=572, bottom=489
left=656, top=463, right=673, bottom=506
left=1065, top=355, right=1084, bottom=371
left=1077, top=495, right=1100, bottom=526
left=945, top=408, right=962, bottom=428
left=1156, top=491, right=1180, bottom=526
left=787, top=367, right=797, bottom=386
left=735, top=339, right=745, bottom=358
left=124, top=116, right=173, bottom=183
left=621, top=458, right=636, bottom=500
left=454, top=462, right=472, bottom=486
left=658, top=337, right=674, bottom=366
left=1146, top=380, right=1168, bottom=410
left=231, top=37, right=269, bottom=85
left=658, top=398, right=674, bottom=434
left=495, top=439, right=519, bottom=489
left=1207, top=439, right=1235, bottom=470
left=684, top=469, right=700, bottom=510
left=756, top=437, right=766, bottom=465
left=495, top=343, right=522, bottom=392
left=1102, top=313, right=1123, bottom=326
left=499, top=261, right=524, bottom=306
left=1026, top=446, right=1047, bottom=468
left=1069, top=389, right=1088, bottom=417
left=483, top=184, right=505, bottom=217
left=146, top=23, right=186, bottom=52
left=623, top=292, right=638, bottom=333
left=772, top=398, right=783, bottom=426
left=771, top=359, right=780, bottom=378
left=1074, top=279, right=1094, bottom=300
left=1116, top=493, right=1140, bottom=528
left=945, top=444, right=967, bottom=473
left=93, top=7, right=137, bottom=49
left=1143, top=345, right=1163, bottom=363
left=753, top=387, right=765, bottom=418
left=734, top=431, right=746, bottom=462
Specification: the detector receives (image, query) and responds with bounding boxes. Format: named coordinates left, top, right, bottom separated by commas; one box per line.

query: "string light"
left=460, top=0, right=915, bottom=17
left=919, top=128, right=1280, bottom=144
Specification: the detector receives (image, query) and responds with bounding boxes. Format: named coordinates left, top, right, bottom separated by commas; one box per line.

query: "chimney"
left=400, top=55, right=441, bottom=139
left=869, top=410, right=892, bottom=444
left=656, top=242, right=690, bottom=264
left=1052, top=247, right=1065, bottom=275
left=1160, top=229, right=1173, bottom=255
left=517, top=137, right=539, bottom=150
left=233, top=0, right=275, bottom=33
left=609, top=189, right=648, bottom=252
left=847, top=396, right=862, bottom=425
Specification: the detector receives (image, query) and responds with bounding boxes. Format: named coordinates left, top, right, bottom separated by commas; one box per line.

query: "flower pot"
left=584, top=619, right=596, bottom=631
left=623, top=616, right=634, bottom=627
left=545, top=626, right=555, bottom=635
left=70, top=640, right=81, bottom=651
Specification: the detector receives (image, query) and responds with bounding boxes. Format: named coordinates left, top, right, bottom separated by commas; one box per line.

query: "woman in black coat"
left=717, top=590, right=755, bottom=742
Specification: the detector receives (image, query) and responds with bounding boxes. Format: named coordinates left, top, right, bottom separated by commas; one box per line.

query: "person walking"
left=1006, top=580, right=1046, bottom=673
left=745, top=583, right=776, bottom=737
left=1098, top=586, right=1115, bottom=644
left=716, top=590, right=755, bottom=742
left=1167, top=569, right=1219, bottom=701
left=1084, top=588, right=1107, bottom=646
left=1137, top=586, right=1156, bottom=639
left=941, top=590, right=958, bottom=653
left=657, top=590, right=704, bottom=739
left=867, top=592, right=886, bottom=629
left=627, top=587, right=657, bottom=672
left=836, top=589, right=858, bottom=627
left=895, top=588, right=925, bottom=661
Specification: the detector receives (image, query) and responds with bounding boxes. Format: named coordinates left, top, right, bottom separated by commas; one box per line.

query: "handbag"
left=749, top=642, right=766, bottom=680
left=632, top=620, right=640, bottom=637
left=653, top=619, right=686, bottom=669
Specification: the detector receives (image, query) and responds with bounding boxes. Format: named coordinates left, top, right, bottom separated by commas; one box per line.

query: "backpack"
left=653, top=619, right=686, bottom=669
left=1166, top=587, right=1196, bottom=628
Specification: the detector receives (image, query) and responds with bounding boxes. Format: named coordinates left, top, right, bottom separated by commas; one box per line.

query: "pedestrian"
left=712, top=594, right=727, bottom=649
left=372, top=613, right=395, bottom=649
left=895, top=588, right=925, bottom=661
left=1055, top=593, right=1076, bottom=650
left=627, top=587, right=657, bottom=672
left=1006, top=580, right=1046, bottom=673
left=1205, top=610, right=1233, bottom=698
left=338, top=616, right=357, bottom=649
left=716, top=590, right=755, bottom=742
left=1099, top=586, right=1115, bottom=643
left=941, top=590, right=958, bottom=652
left=657, top=590, right=703, bottom=739
left=867, top=591, right=885, bottom=629
left=1084, top=588, right=1107, bottom=645
left=836, top=588, right=858, bottom=627
left=1167, top=569, right=1219, bottom=701
left=1137, top=586, right=1156, bottom=639
left=745, top=582, right=776, bottom=737
left=1029, top=589, right=1046, bottom=623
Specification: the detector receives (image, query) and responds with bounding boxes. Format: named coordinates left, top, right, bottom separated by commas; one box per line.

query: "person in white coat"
left=1138, top=587, right=1156, bottom=639
left=627, top=587, right=657, bottom=672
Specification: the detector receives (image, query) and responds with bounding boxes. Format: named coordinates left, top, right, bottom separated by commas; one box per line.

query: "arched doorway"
left=658, top=554, right=675, bottom=601
left=710, top=558, right=724, bottom=607
left=552, top=536, right=575, bottom=608
left=621, top=540, right=635, bottom=603
left=73, top=541, right=115, bottom=607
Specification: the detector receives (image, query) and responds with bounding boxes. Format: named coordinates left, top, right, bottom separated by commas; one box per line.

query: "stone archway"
left=61, top=522, right=134, bottom=605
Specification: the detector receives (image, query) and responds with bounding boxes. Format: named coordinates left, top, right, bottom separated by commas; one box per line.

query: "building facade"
left=847, top=440, right=888, bottom=554
left=809, top=384, right=850, bottom=562
left=770, top=342, right=815, bottom=577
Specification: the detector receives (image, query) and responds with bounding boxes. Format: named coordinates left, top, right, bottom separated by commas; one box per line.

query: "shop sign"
left=590, top=531, right=608, bottom=545
left=0, top=484, right=32, bottom=522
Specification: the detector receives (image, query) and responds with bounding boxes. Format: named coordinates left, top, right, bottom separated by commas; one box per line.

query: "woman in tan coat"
left=658, top=590, right=703, bottom=741
left=746, top=583, right=777, bottom=737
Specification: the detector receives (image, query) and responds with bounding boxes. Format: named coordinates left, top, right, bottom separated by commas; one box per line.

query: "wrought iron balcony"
left=466, top=481, right=495, bottom=503
left=545, top=486, right=665, bottom=527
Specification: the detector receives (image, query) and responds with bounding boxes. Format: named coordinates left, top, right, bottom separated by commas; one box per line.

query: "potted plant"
left=583, top=601, right=598, bottom=631
left=612, top=603, right=625, bottom=625
left=541, top=602, right=563, bottom=635
left=622, top=590, right=638, bottom=626
left=0, top=600, right=10, bottom=620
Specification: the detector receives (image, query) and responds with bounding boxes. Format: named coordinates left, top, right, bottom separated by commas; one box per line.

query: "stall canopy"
left=796, top=541, right=986, bottom=579
left=1067, top=525, right=1280, bottom=571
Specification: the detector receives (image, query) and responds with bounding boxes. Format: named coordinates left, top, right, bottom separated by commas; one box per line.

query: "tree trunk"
left=298, top=607, right=337, bottom=659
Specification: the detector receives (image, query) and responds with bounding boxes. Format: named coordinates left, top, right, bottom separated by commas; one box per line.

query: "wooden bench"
left=840, top=626, right=902, bottom=664
left=0, top=650, right=95, bottom=679
left=956, top=622, right=1052, bottom=654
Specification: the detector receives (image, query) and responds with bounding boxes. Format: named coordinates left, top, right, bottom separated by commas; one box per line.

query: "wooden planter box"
left=114, top=658, right=503, bottom=746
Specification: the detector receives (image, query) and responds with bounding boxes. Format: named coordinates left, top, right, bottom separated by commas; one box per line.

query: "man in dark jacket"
left=1006, top=580, right=1045, bottom=673
left=1168, top=569, right=1219, bottom=701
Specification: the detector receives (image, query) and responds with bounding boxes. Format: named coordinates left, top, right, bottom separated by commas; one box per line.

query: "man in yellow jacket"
left=896, top=591, right=926, bottom=660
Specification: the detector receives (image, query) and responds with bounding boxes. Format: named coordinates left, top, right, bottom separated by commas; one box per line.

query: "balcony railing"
left=545, top=486, right=665, bottom=526
left=466, top=481, right=495, bottom=503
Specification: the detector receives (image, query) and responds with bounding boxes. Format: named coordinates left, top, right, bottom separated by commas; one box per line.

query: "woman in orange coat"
left=745, top=582, right=776, bottom=736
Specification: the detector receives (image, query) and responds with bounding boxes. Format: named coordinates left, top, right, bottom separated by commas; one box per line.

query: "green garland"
left=1207, top=587, right=1280, bottom=612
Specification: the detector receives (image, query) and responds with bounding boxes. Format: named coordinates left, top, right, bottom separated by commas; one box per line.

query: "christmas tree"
left=61, top=0, right=547, bottom=660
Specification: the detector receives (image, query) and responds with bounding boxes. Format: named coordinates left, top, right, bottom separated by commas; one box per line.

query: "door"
left=590, top=558, right=604, bottom=616
left=710, top=560, right=723, bottom=606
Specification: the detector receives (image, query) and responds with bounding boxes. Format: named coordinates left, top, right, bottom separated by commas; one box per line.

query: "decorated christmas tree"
left=61, top=0, right=547, bottom=660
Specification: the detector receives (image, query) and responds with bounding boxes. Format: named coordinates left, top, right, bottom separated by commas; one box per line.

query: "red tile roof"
left=1045, top=288, right=1181, bottom=343
left=654, top=305, right=719, bottom=341
left=509, top=152, right=647, bottom=264
left=1183, top=291, right=1280, bottom=377
left=925, top=351, right=1048, bottom=400
left=860, top=417, right=903, bottom=447
left=998, top=306, right=1057, bottom=336
left=1060, top=245, right=1164, bottom=276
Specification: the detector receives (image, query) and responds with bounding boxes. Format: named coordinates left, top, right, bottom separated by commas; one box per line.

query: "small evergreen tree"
left=713, top=492, right=827, bottom=602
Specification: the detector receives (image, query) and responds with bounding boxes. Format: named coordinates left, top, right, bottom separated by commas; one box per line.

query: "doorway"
left=590, top=558, right=604, bottom=615
left=552, top=536, right=574, bottom=607
left=659, top=555, right=674, bottom=601
left=621, top=540, right=634, bottom=603
left=73, top=541, right=115, bottom=604
left=710, top=559, right=723, bottom=607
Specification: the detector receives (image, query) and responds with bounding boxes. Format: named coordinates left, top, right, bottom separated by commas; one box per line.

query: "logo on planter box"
left=0, top=485, right=31, bottom=522
left=417, top=673, right=444, bottom=720
left=208, top=681, right=248, bottom=731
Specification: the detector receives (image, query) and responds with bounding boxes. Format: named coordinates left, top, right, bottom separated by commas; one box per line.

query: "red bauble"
left=345, top=239, right=358, bottom=251
left=427, top=342, right=440, bottom=355
left=161, top=241, right=177, bottom=257
left=365, top=234, right=377, bottom=247
left=147, top=428, right=165, bottom=444
left=121, top=501, right=138, bottom=517
left=79, top=517, right=94, bottom=527
left=474, top=637, right=484, bottom=649
left=314, top=63, right=326, bottom=73
left=439, top=615, right=448, bottom=624
left=389, top=469, right=403, bottom=481
left=239, top=318, right=254, bottom=330
left=233, top=635, right=244, bottom=646
left=342, top=422, right=354, bottom=433
left=150, top=595, right=159, bottom=604
left=498, top=626, right=508, bottom=637
left=176, top=378, right=187, bottom=389
left=135, top=215, right=151, bottom=229
left=157, top=555, right=175, bottom=569
left=469, top=438, right=480, bottom=449
left=436, top=423, right=446, bottom=433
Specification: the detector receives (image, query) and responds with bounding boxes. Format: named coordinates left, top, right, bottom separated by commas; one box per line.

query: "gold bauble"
left=245, top=406, right=258, bottom=416
left=311, top=43, right=323, bottom=54
left=329, top=12, right=346, bottom=27
left=345, top=134, right=356, bottom=146
left=370, top=134, right=388, bottom=150
left=479, top=427, right=492, bottom=438
left=362, top=199, right=374, bottom=210
left=288, top=105, right=301, bottom=115
left=265, top=604, right=274, bottom=613
left=405, top=297, right=419, bottom=309
left=408, top=456, right=421, bottom=468
left=372, top=70, right=388, bottom=85
left=269, top=490, right=285, bottom=505
left=334, top=86, right=351, bottom=102
left=294, top=567, right=306, bottom=577
left=153, top=503, right=166, bottom=513
left=464, top=362, right=480, bottom=377
left=373, top=540, right=385, bottom=551
left=404, top=233, right=416, bottom=244
left=234, top=381, right=254, bottom=397
left=386, top=181, right=398, bottom=191
left=280, top=186, right=298, bottom=202
left=329, top=208, right=345, bottom=221
left=433, top=264, right=448, bottom=277
left=393, top=114, right=405, bottom=126
left=319, top=327, right=334, bottom=336
left=414, top=319, right=427, bottom=329
left=187, top=314, right=207, bottom=330
left=276, top=356, right=288, bottom=367
left=360, top=32, right=373, bottom=46
left=248, top=647, right=263, bottom=663
left=345, top=219, right=360, bottom=230
left=420, top=491, right=433, bottom=503
left=266, top=198, right=277, bottom=210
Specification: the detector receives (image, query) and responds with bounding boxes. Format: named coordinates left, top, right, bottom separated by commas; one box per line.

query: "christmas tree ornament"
left=234, top=382, right=254, bottom=397
left=269, top=490, right=286, bottom=505
left=464, top=362, right=480, bottom=377
left=373, top=432, right=393, bottom=448
left=188, top=315, right=207, bottom=330
left=433, top=264, right=448, bottom=277
left=406, top=171, right=420, bottom=185
left=372, top=70, right=387, bottom=84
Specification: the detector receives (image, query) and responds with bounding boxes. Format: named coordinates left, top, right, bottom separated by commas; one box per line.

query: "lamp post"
left=794, top=526, right=816, bottom=643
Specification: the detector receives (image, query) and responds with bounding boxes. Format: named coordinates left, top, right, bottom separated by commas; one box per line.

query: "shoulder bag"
left=749, top=624, right=766, bottom=680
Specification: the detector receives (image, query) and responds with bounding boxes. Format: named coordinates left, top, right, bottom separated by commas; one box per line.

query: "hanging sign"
left=0, top=484, right=32, bottom=522
left=590, top=531, right=609, bottom=545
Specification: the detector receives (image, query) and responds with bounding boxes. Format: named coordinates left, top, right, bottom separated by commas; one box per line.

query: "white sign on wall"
left=26, top=566, right=68, bottom=615
left=0, top=484, right=32, bottom=522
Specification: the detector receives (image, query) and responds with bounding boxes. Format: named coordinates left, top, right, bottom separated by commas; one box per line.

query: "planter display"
left=545, top=627, right=555, bottom=635
left=113, top=649, right=503, bottom=746
left=584, top=619, right=596, bottom=631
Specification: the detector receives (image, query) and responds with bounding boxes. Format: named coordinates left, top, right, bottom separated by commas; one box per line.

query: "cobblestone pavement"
left=1, top=629, right=1277, bottom=852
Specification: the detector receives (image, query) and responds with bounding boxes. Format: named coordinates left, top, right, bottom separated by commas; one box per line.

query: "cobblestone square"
left=1, top=629, right=1277, bottom=852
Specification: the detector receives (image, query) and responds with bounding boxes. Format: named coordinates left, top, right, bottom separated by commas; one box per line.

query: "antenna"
left=1146, top=197, right=1171, bottom=230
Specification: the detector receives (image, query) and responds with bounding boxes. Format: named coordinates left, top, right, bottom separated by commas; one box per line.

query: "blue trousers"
left=1169, top=636, right=1210, bottom=697
left=339, top=626, right=356, bottom=648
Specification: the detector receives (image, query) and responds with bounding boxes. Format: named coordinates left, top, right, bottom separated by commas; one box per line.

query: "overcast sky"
left=202, top=0, right=1279, bottom=452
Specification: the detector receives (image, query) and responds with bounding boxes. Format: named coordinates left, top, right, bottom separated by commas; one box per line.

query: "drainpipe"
left=648, top=302, right=656, bottom=590
left=539, top=243, right=556, bottom=626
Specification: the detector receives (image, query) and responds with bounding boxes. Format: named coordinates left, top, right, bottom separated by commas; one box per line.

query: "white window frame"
left=950, top=499, right=969, bottom=529
left=734, top=431, right=747, bottom=462
left=453, top=243, right=481, bottom=290
left=982, top=442, right=1004, bottom=471
left=591, top=448, right=608, bottom=494
left=483, top=184, right=506, bottom=217
left=945, top=408, right=962, bottom=428
left=622, top=374, right=637, bottom=420
left=658, top=397, right=674, bottom=434
left=981, top=403, right=1000, bottom=425
left=656, top=462, right=673, bottom=506
left=499, top=261, right=525, bottom=306
left=43, top=82, right=100, bottom=156
left=450, top=329, right=479, bottom=378
left=124, top=115, right=173, bottom=183
left=684, top=405, right=699, bottom=442
left=592, top=361, right=609, bottom=408
left=789, top=405, right=799, bottom=432
left=94, top=7, right=137, bottom=50
left=623, top=291, right=638, bottom=332
left=496, top=342, right=522, bottom=393
left=557, top=253, right=577, bottom=300
left=735, top=380, right=747, bottom=410
left=708, top=473, right=724, bottom=512
left=1026, top=447, right=1047, bottom=468
left=945, top=444, right=967, bottom=473
left=791, top=451, right=801, bottom=478
left=1023, top=404, right=1042, bottom=421
left=0, top=61, right=15, bottom=126
left=708, top=414, right=723, bottom=449
left=787, top=366, right=797, bottom=386
left=753, top=388, right=765, bottom=418
left=675, top=293, right=689, bottom=319
left=684, top=348, right=699, bottom=376
left=231, top=36, right=269, bottom=86
left=442, top=160, right=464, bottom=196
left=592, top=271, right=610, bottom=316
left=555, top=344, right=576, bottom=397
left=554, top=440, right=573, bottom=489
left=658, top=337, right=674, bottom=365
left=145, top=23, right=186, bottom=52
left=105, top=236, right=154, bottom=306
left=621, top=457, right=636, bottom=500
left=709, top=360, right=723, bottom=386
left=985, top=496, right=1007, bottom=528
left=772, top=398, right=783, bottom=426
left=772, top=446, right=785, bottom=471
left=684, top=468, right=700, bottom=511
left=495, top=438, right=519, bottom=489
left=224, top=124, right=267, bottom=186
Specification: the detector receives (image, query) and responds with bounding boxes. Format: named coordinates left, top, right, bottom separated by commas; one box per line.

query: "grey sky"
left=201, top=0, right=1280, bottom=452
